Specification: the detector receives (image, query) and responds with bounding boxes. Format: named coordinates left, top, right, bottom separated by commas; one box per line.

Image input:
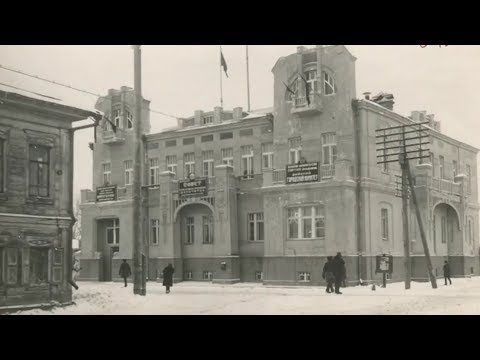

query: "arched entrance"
left=174, top=202, right=216, bottom=281
left=432, top=203, right=461, bottom=256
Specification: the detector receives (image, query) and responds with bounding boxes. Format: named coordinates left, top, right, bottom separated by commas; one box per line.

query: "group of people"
left=322, top=252, right=347, bottom=294
left=119, top=260, right=175, bottom=293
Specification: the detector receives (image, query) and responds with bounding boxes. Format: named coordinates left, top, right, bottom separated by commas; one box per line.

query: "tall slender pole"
left=400, top=129, right=412, bottom=290
left=132, top=45, right=145, bottom=296
left=220, top=46, right=223, bottom=107
left=246, top=45, right=251, bottom=112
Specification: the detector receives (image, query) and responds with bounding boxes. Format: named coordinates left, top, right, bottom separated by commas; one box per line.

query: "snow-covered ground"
left=9, top=278, right=480, bottom=315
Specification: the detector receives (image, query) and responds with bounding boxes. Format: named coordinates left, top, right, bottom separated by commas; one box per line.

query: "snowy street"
left=10, top=278, right=480, bottom=315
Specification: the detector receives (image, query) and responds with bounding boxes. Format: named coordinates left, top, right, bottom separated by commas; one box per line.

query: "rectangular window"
left=165, top=140, right=176, bottom=148
left=151, top=219, right=160, bottom=245
left=185, top=216, right=195, bottom=244
left=201, top=134, right=214, bottom=143
left=467, top=165, right=472, bottom=194
left=452, top=160, right=458, bottom=179
left=52, top=248, right=63, bottom=283
left=262, top=143, right=274, bottom=170
left=241, top=145, right=254, bottom=179
left=261, top=125, right=273, bottom=134
left=126, top=110, right=134, bottom=129
left=298, top=272, right=311, bottom=282
left=6, top=248, right=21, bottom=285
left=202, top=150, right=215, bottom=178
left=248, top=213, right=264, bottom=242
left=381, top=208, right=389, bottom=241
left=202, top=271, right=213, bottom=280
left=240, top=129, right=253, bottom=137
left=220, top=132, right=233, bottom=140
left=147, top=142, right=159, bottom=150
left=166, top=155, right=177, bottom=175
left=106, top=219, right=120, bottom=245
left=183, top=118, right=194, bottom=127
left=441, top=216, right=447, bottom=244
left=0, top=139, right=4, bottom=192
left=184, top=271, right=193, bottom=280
left=305, top=69, right=317, bottom=93
left=289, top=137, right=302, bottom=165
left=183, top=137, right=195, bottom=146
left=221, top=148, right=234, bottom=167
left=184, top=153, right=196, bottom=177
left=203, top=116, right=214, bottom=125
left=102, top=163, right=111, bottom=185
left=255, top=271, right=263, bottom=281
left=29, top=144, right=50, bottom=197
left=149, top=158, right=159, bottom=185
left=288, top=206, right=325, bottom=240
left=439, top=156, right=444, bottom=179
left=322, top=133, right=337, bottom=166
left=29, top=248, right=48, bottom=285
left=124, top=160, right=133, bottom=185
left=202, top=215, right=214, bottom=244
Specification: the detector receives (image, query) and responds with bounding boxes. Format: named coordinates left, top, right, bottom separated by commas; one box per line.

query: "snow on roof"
left=0, top=68, right=102, bottom=117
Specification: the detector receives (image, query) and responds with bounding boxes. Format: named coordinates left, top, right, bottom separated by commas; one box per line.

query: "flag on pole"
left=299, top=74, right=311, bottom=106
left=283, top=81, right=296, bottom=95
left=221, top=50, right=229, bottom=78
left=104, top=115, right=117, bottom=133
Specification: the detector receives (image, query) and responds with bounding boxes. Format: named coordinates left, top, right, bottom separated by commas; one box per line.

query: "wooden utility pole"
left=132, top=45, right=146, bottom=296
left=376, top=121, right=437, bottom=290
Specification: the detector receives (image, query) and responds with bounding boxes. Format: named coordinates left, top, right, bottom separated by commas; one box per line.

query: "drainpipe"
left=353, top=100, right=362, bottom=284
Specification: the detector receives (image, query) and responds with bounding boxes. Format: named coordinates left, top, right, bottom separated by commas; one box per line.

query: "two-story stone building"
left=0, top=82, right=102, bottom=310
left=79, top=45, right=479, bottom=286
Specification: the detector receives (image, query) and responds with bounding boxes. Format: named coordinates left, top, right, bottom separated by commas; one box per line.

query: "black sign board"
left=178, top=177, right=208, bottom=198
left=96, top=185, right=117, bottom=202
left=286, top=162, right=320, bottom=185
left=375, top=254, right=393, bottom=274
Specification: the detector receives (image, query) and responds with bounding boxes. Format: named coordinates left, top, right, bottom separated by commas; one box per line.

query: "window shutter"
left=22, top=248, right=29, bottom=285
left=6, top=248, right=18, bottom=285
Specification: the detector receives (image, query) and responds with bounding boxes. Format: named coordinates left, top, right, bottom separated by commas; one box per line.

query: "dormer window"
left=323, top=72, right=337, bottom=96
left=126, top=110, right=134, bottom=129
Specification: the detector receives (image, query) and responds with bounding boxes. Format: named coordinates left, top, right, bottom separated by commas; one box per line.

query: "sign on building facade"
left=375, top=254, right=394, bottom=274
left=286, top=162, right=320, bottom=185
left=179, top=177, right=208, bottom=198
left=96, top=185, right=117, bottom=202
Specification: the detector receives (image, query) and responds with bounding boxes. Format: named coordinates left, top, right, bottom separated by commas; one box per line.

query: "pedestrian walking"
left=119, top=259, right=132, bottom=287
left=443, top=260, right=452, bottom=285
left=322, top=256, right=335, bottom=294
left=72, top=258, right=81, bottom=282
left=332, top=252, right=346, bottom=294
left=162, top=263, right=175, bottom=294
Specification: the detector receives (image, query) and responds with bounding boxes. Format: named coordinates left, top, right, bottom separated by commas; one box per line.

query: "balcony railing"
left=103, top=129, right=125, bottom=144
left=291, top=94, right=322, bottom=115
left=431, top=178, right=461, bottom=195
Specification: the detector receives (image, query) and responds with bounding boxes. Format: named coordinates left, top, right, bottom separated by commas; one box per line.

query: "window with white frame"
left=289, top=137, right=302, bottom=165
left=113, top=109, right=122, bottom=129
left=202, top=150, right=215, bottom=177
left=151, top=219, right=160, bottom=245
left=126, top=110, right=134, bottom=129
left=184, top=153, right=195, bottom=178
left=262, top=143, right=274, bottom=170
left=304, top=69, right=317, bottom=93
left=241, top=145, right=254, bottom=178
left=102, top=163, right=111, bottom=185
left=248, top=213, right=264, bottom=242
left=202, top=215, right=214, bottom=244
left=203, top=115, right=214, bottom=125
left=149, top=158, right=159, bottom=185
left=439, top=156, right=444, bottom=179
left=255, top=271, right=263, bottom=281
left=203, top=271, right=213, bottom=280
left=323, top=72, right=337, bottom=95
left=106, top=219, right=120, bottom=245
left=124, top=160, right=133, bottom=185
left=381, top=208, right=389, bottom=241
left=298, top=272, right=311, bottom=282
left=185, top=216, right=194, bottom=244
left=29, top=144, right=50, bottom=197
left=452, top=160, right=458, bottom=179
left=221, top=148, right=234, bottom=167
left=166, top=155, right=177, bottom=175
left=322, top=133, right=337, bottom=166
left=287, top=206, right=325, bottom=240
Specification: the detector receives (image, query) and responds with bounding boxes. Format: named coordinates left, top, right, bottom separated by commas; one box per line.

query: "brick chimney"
left=214, top=107, right=223, bottom=123
left=194, top=110, right=204, bottom=126
left=233, top=107, right=243, bottom=121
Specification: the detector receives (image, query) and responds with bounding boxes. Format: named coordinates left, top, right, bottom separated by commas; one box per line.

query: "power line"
left=0, top=64, right=181, bottom=119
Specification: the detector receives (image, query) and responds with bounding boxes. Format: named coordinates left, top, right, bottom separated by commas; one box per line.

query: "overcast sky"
left=1, top=45, right=479, bottom=204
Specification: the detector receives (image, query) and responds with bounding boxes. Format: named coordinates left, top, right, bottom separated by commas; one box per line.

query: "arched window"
left=323, top=72, right=337, bottom=95
left=113, top=109, right=122, bottom=129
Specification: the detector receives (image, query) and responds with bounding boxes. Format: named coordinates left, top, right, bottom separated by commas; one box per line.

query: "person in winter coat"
left=72, top=258, right=81, bottom=282
left=332, top=252, right=346, bottom=294
left=322, top=256, right=335, bottom=294
left=119, top=259, right=132, bottom=287
left=443, top=260, right=452, bottom=285
left=162, top=263, right=175, bottom=294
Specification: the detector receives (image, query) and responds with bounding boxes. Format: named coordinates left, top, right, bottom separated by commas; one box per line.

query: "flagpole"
left=220, top=46, right=223, bottom=108
left=246, top=45, right=251, bottom=111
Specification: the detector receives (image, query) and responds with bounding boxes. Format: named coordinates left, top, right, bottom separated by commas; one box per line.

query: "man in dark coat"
left=332, top=252, right=346, bottom=294
left=322, top=256, right=335, bottom=294
left=443, top=260, right=452, bottom=285
left=119, top=259, right=132, bottom=287
left=162, top=263, right=175, bottom=294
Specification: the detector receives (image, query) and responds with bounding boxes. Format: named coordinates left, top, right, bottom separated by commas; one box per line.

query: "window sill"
left=26, top=197, right=54, bottom=205
left=202, top=242, right=214, bottom=245
left=287, top=238, right=325, bottom=241
left=248, top=240, right=265, bottom=243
